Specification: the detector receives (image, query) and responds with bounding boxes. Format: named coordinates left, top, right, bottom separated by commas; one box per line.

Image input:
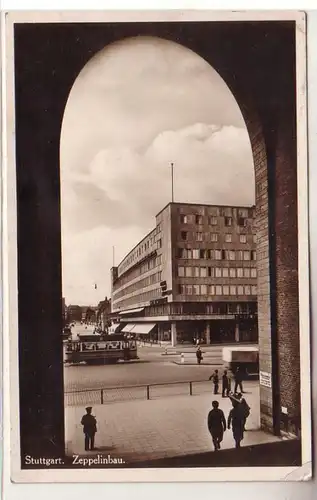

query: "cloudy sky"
left=60, top=36, right=255, bottom=306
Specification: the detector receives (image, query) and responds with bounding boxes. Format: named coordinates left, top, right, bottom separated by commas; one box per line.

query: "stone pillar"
left=171, top=322, right=177, bottom=347
left=205, top=322, right=211, bottom=345
left=235, top=322, right=240, bottom=343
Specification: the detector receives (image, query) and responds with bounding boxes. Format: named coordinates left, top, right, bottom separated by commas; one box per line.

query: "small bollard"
left=181, top=353, right=184, bottom=364
left=101, top=389, right=104, bottom=404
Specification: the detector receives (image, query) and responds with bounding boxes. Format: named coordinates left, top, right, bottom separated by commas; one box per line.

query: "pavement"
left=65, top=384, right=285, bottom=465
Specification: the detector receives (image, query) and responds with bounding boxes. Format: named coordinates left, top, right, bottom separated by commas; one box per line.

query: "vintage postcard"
left=2, top=10, right=312, bottom=482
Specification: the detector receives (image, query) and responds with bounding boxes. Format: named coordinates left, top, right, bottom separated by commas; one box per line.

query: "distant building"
left=67, top=304, right=82, bottom=323
left=111, top=202, right=257, bottom=346
left=96, top=297, right=112, bottom=331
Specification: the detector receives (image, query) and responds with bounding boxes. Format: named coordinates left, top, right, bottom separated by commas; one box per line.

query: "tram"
left=65, top=333, right=138, bottom=365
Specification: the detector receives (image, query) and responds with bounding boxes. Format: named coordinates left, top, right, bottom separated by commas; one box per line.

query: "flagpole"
left=112, top=246, right=115, bottom=267
left=171, top=162, right=174, bottom=203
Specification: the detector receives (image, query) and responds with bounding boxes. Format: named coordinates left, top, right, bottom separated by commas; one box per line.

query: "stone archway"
left=14, top=20, right=300, bottom=459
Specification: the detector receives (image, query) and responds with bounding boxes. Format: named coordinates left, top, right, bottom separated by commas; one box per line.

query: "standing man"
left=234, top=366, right=244, bottom=394
left=196, top=346, right=203, bottom=365
left=222, top=370, right=230, bottom=398
left=81, top=406, right=97, bottom=451
left=227, top=397, right=245, bottom=449
left=237, top=393, right=251, bottom=431
left=209, top=369, right=219, bottom=394
left=207, top=400, right=227, bottom=451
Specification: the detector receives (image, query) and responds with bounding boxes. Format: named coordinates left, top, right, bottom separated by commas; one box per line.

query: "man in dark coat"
left=233, top=366, right=244, bottom=394
left=207, top=400, right=227, bottom=451
left=237, top=393, right=251, bottom=431
left=196, top=346, right=203, bottom=365
left=227, top=398, right=245, bottom=448
left=81, top=406, right=97, bottom=451
left=222, top=370, right=230, bottom=397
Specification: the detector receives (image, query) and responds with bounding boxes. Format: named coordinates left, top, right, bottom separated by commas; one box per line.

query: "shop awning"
left=133, top=323, right=156, bottom=335
left=121, top=324, right=136, bottom=333
left=119, top=307, right=144, bottom=315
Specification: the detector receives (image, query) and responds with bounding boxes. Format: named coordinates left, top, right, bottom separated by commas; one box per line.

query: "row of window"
left=177, top=284, right=257, bottom=296
left=180, top=214, right=251, bottom=227
left=113, top=287, right=162, bottom=310
left=178, top=266, right=257, bottom=279
left=145, top=302, right=256, bottom=317
left=114, top=255, right=162, bottom=290
left=179, top=206, right=251, bottom=220
left=177, top=248, right=256, bottom=261
left=180, top=231, right=256, bottom=243
left=118, top=228, right=162, bottom=273
left=113, top=271, right=163, bottom=300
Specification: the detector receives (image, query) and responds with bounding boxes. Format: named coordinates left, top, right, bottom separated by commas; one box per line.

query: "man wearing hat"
left=81, top=407, right=97, bottom=451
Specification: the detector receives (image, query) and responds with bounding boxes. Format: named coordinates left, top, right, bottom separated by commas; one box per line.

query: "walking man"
left=222, top=370, right=230, bottom=398
left=207, top=400, right=227, bottom=451
left=227, top=397, right=245, bottom=448
left=234, top=366, right=244, bottom=394
left=209, top=369, right=219, bottom=394
left=81, top=406, right=97, bottom=451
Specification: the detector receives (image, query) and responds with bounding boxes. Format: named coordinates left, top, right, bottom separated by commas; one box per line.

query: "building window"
left=229, top=268, right=236, bottom=278
left=193, top=285, right=200, bottom=295
left=244, top=268, right=251, bottom=278
left=237, top=285, right=244, bottom=295
left=195, top=215, right=203, bottom=225
left=215, top=267, right=222, bottom=277
left=225, top=234, right=232, bottom=243
left=210, top=233, right=218, bottom=242
left=181, top=231, right=188, bottom=241
left=186, top=285, right=193, bottom=295
left=180, top=215, right=188, bottom=224
left=199, top=249, right=206, bottom=259
left=187, top=249, right=193, bottom=259
left=178, top=266, right=185, bottom=277
left=209, top=216, right=218, bottom=225
left=225, top=216, right=232, bottom=226
left=236, top=250, right=243, bottom=260
left=178, top=284, right=185, bottom=294
left=215, top=250, right=222, bottom=260
left=157, top=239, right=162, bottom=249
left=238, top=217, right=247, bottom=227
left=196, top=232, right=203, bottom=241
left=229, top=250, right=235, bottom=260
left=216, top=285, right=222, bottom=295
left=251, top=268, right=257, bottom=278
left=238, top=208, right=248, bottom=218
left=223, top=285, right=229, bottom=295
left=224, top=207, right=232, bottom=217
left=230, top=285, right=237, bottom=295
left=185, top=267, right=192, bottom=277
left=243, top=251, right=250, bottom=261
left=239, top=234, right=247, bottom=243
left=209, top=285, right=215, bottom=295
left=192, top=249, right=199, bottom=259
left=222, top=267, right=229, bottom=278
left=251, top=285, right=257, bottom=295
left=200, top=267, right=207, bottom=278
left=193, top=266, right=200, bottom=277
left=201, top=285, right=207, bottom=295
left=251, top=250, right=257, bottom=261
left=237, top=268, right=243, bottom=278
left=245, top=285, right=251, bottom=295
left=208, top=267, right=214, bottom=277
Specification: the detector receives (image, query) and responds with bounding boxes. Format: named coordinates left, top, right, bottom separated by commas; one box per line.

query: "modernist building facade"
left=111, top=202, right=257, bottom=346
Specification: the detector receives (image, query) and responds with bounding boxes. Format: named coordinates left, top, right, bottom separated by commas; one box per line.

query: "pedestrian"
left=222, top=370, right=230, bottom=398
left=196, top=346, right=203, bottom=365
left=209, top=369, right=219, bottom=394
left=234, top=366, right=244, bottom=394
left=227, top=397, right=245, bottom=449
left=207, top=400, right=227, bottom=451
left=237, top=393, right=251, bottom=431
left=81, top=406, right=97, bottom=451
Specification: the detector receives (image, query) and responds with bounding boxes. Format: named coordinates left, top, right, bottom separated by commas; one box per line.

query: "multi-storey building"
left=67, top=304, right=83, bottom=323
left=111, top=202, right=257, bottom=346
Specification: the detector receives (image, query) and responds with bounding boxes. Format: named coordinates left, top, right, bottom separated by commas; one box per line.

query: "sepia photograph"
left=3, top=10, right=312, bottom=482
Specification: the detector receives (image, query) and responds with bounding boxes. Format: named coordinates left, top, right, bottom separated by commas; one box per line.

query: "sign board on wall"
left=260, top=370, right=272, bottom=388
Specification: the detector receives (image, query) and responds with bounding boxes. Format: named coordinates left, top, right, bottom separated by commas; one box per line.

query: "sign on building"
left=260, top=370, right=272, bottom=388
